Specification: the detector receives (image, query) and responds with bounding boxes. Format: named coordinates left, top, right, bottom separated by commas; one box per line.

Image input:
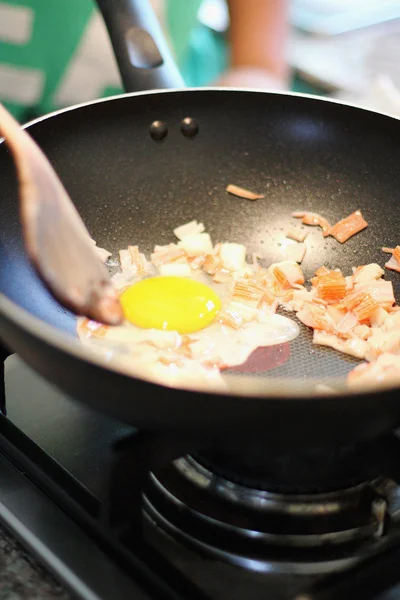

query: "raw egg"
left=120, top=276, right=221, bottom=334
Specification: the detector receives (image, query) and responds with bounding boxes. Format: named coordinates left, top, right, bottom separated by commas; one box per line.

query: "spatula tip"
left=88, top=286, right=124, bottom=326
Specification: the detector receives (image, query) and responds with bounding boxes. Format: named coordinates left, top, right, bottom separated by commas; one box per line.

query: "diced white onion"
left=219, top=243, right=246, bottom=272
left=173, top=220, right=205, bottom=240
left=158, top=262, right=192, bottom=277
left=178, top=233, right=213, bottom=257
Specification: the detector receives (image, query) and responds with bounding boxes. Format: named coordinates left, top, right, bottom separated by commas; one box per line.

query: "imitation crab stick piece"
left=345, top=276, right=354, bottom=291
left=218, top=301, right=258, bottom=329
left=218, top=309, right=243, bottom=329
left=365, top=329, right=400, bottom=361
left=203, top=253, right=222, bottom=275
left=292, top=211, right=331, bottom=236
left=212, top=270, right=232, bottom=283
left=315, top=266, right=330, bottom=277
left=260, top=289, right=279, bottom=310
left=352, top=293, right=378, bottom=321
left=296, top=303, right=334, bottom=332
left=311, top=266, right=330, bottom=286
left=354, top=280, right=395, bottom=306
left=233, top=278, right=265, bottom=303
left=150, top=243, right=186, bottom=266
left=370, top=307, right=388, bottom=328
left=128, top=246, right=147, bottom=273
left=292, top=288, right=316, bottom=302
left=119, top=246, right=147, bottom=273
left=286, top=229, right=307, bottom=243
left=313, top=331, right=368, bottom=359
left=328, top=210, right=368, bottom=243
left=335, top=311, right=359, bottom=335
left=353, top=324, right=371, bottom=340
left=340, top=291, right=367, bottom=312
left=189, top=255, right=206, bottom=270
left=316, top=270, right=346, bottom=302
left=382, top=311, right=400, bottom=332
left=226, top=184, right=264, bottom=200
left=326, top=305, right=346, bottom=324
left=385, top=247, right=400, bottom=272
left=177, top=335, right=194, bottom=358
left=77, top=319, right=109, bottom=339
left=269, top=261, right=305, bottom=288
left=271, top=266, right=290, bottom=290
left=384, top=255, right=400, bottom=273
left=348, top=353, right=400, bottom=388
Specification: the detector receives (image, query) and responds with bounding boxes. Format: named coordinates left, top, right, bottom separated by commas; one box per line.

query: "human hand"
left=214, top=66, right=288, bottom=90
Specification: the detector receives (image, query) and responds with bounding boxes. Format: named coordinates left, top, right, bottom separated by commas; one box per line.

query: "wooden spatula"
left=0, top=103, right=123, bottom=326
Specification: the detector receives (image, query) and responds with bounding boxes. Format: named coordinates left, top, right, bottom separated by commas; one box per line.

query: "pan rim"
left=0, top=88, right=399, bottom=400
left=10, top=87, right=400, bottom=131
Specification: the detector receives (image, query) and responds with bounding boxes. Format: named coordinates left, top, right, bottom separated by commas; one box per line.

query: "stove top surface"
left=2, top=354, right=400, bottom=600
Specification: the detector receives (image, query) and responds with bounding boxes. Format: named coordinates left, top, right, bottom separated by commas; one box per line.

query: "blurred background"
left=0, top=0, right=399, bottom=122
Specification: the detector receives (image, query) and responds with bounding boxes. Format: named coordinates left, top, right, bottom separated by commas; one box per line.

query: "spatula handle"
left=96, top=0, right=185, bottom=93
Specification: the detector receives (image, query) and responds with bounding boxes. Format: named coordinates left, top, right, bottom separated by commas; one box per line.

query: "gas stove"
left=2, top=352, right=400, bottom=600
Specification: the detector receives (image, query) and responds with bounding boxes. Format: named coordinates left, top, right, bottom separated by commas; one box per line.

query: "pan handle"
left=96, top=0, right=185, bottom=93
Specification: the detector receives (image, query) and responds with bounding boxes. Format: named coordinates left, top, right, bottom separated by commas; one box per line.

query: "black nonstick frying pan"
left=0, top=0, right=400, bottom=450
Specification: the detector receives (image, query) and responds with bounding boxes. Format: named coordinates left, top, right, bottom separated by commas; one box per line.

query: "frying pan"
left=0, top=0, right=400, bottom=450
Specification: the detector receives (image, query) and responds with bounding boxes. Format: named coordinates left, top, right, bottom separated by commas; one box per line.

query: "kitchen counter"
left=0, top=523, right=72, bottom=600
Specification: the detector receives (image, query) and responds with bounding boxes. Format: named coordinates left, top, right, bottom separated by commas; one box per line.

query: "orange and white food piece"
left=119, top=245, right=148, bottom=274
left=328, top=210, right=368, bottom=243
left=384, top=246, right=400, bottom=273
left=286, top=229, right=307, bottom=243
left=226, top=184, right=264, bottom=200
left=292, top=211, right=331, bottom=236
left=292, top=209, right=368, bottom=243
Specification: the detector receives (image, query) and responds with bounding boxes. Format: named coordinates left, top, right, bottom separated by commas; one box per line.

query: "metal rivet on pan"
left=149, top=120, right=168, bottom=141
left=180, top=117, right=199, bottom=138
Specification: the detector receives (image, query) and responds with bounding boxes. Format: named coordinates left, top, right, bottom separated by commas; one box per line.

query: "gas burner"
left=144, top=456, right=400, bottom=575
left=190, top=442, right=390, bottom=493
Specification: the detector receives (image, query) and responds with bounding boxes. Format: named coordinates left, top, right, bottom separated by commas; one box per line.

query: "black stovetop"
left=1, top=354, right=400, bottom=600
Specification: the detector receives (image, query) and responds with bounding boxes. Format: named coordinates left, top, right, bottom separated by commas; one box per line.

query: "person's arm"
left=214, top=0, right=290, bottom=89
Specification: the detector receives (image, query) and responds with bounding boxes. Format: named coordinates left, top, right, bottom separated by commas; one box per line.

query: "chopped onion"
left=370, top=307, right=388, bottom=328
left=173, top=220, right=205, bottom=240
left=178, top=233, right=213, bottom=256
left=219, top=243, right=247, bottom=272
left=352, top=263, right=384, bottom=284
left=158, top=262, right=192, bottom=277
left=284, top=242, right=306, bottom=264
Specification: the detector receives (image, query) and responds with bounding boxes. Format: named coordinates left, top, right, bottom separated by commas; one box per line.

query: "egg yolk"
left=120, top=276, right=221, bottom=334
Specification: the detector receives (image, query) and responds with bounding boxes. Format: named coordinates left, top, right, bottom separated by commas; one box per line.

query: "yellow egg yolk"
left=120, top=276, right=221, bottom=334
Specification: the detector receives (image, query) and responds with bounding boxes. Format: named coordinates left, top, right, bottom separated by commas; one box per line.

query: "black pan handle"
left=96, top=0, right=185, bottom=93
